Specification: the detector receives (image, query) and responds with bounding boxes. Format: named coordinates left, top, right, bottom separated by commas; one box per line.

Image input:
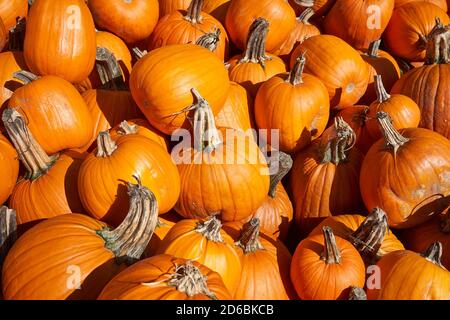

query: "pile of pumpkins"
left=0, top=0, right=449, bottom=300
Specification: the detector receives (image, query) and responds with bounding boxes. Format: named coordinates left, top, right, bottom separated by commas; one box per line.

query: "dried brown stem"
left=96, top=131, right=118, bottom=157
left=319, top=117, right=356, bottom=165
left=376, top=111, right=409, bottom=154
left=235, top=218, right=264, bottom=254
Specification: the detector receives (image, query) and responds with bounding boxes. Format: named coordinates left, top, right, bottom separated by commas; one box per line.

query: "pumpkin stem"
left=298, top=7, right=315, bottom=23
left=13, top=70, right=39, bottom=84
left=166, top=260, right=218, bottom=299
left=2, top=109, right=58, bottom=180
left=235, top=218, right=265, bottom=254
left=348, top=287, right=367, bottom=300
left=196, top=28, right=221, bottom=52
left=376, top=111, right=409, bottom=154
left=0, top=206, right=17, bottom=265
left=117, top=120, right=138, bottom=136
left=97, top=177, right=159, bottom=265
left=132, top=47, right=148, bottom=60
left=195, top=215, right=224, bottom=242
left=96, top=47, right=127, bottom=90
left=349, top=207, right=389, bottom=262
left=96, top=131, right=118, bottom=157
left=321, top=226, right=341, bottom=264
left=8, top=17, right=26, bottom=51
left=421, top=242, right=445, bottom=269
left=287, top=51, right=306, bottom=85
left=425, top=18, right=450, bottom=64
left=374, top=75, right=391, bottom=103
left=367, top=39, right=381, bottom=58
left=295, top=0, right=314, bottom=7
left=441, top=209, right=450, bottom=233
left=240, top=18, right=272, bottom=68
left=268, top=151, right=293, bottom=198
left=319, top=117, right=356, bottom=165
left=185, top=0, right=204, bottom=24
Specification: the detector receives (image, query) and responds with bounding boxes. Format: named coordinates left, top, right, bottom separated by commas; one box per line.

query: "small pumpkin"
left=291, top=226, right=366, bottom=300
left=98, top=255, right=232, bottom=300
left=110, top=120, right=168, bottom=152
left=227, top=18, right=287, bottom=98
left=203, top=0, right=231, bottom=25
left=0, top=134, right=19, bottom=205
left=366, top=242, right=450, bottom=300
left=254, top=52, right=330, bottom=153
left=0, top=0, right=28, bottom=31
left=2, top=180, right=159, bottom=300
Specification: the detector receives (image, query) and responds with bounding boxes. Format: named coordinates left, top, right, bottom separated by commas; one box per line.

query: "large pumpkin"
left=290, top=35, right=370, bottom=108
left=2, top=181, right=159, bottom=300
left=0, top=0, right=28, bottom=31
left=130, top=44, right=230, bottom=135
left=0, top=133, right=19, bottom=205
left=255, top=53, right=330, bottom=153
left=360, top=112, right=450, bottom=229
left=98, top=255, right=232, bottom=300
left=366, top=242, right=450, bottom=299
left=24, top=0, right=96, bottom=83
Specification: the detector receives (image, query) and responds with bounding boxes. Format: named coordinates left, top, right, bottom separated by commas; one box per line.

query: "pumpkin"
left=366, top=242, right=450, bottom=300
left=240, top=152, right=294, bottom=241
left=394, top=0, right=448, bottom=11
left=144, top=211, right=181, bottom=257
left=0, top=0, right=28, bottom=31
left=225, top=0, right=296, bottom=53
left=402, top=209, right=450, bottom=270
left=310, top=208, right=405, bottom=264
left=2, top=180, right=159, bottom=300
left=365, top=75, right=421, bottom=142
left=149, top=0, right=229, bottom=61
left=0, top=134, right=19, bottom=205
left=358, top=40, right=402, bottom=104
left=110, top=120, right=168, bottom=152
left=391, top=23, right=450, bottom=139
left=323, top=0, right=394, bottom=50
left=157, top=215, right=242, bottom=294
left=88, top=0, right=159, bottom=44
left=158, top=0, right=191, bottom=17
left=291, top=226, right=366, bottom=300
left=290, top=35, right=370, bottom=108
left=272, top=8, right=321, bottom=63
left=98, top=255, right=232, bottom=300
left=290, top=117, right=364, bottom=235
left=203, top=0, right=231, bottom=25
left=0, top=51, right=27, bottom=114
left=224, top=218, right=297, bottom=300
left=174, top=90, right=270, bottom=222
left=78, top=130, right=180, bottom=227
left=254, top=52, right=330, bottom=153
left=227, top=18, right=287, bottom=98
left=383, top=2, right=450, bottom=62
left=8, top=71, right=94, bottom=154
left=130, top=44, right=230, bottom=135
left=24, top=0, right=96, bottom=83
left=360, top=112, right=450, bottom=229
left=290, top=0, right=336, bottom=17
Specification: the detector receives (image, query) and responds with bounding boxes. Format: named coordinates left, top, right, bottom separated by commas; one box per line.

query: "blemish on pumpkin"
left=345, top=83, right=355, bottom=93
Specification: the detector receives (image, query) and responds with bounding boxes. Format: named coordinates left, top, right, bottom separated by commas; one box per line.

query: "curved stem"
left=268, top=151, right=292, bottom=198
left=96, top=47, right=126, bottom=90
left=196, top=28, right=221, bottom=53
left=132, top=47, right=148, bottom=60
left=425, top=18, right=450, bottom=64
left=348, top=287, right=367, bottom=300
left=319, top=117, right=356, bottom=165
left=2, top=109, right=58, bottom=180
left=96, top=131, right=118, bottom=157
left=97, top=178, right=159, bottom=265
left=195, top=215, right=224, bottom=242
left=0, top=206, right=16, bottom=264
left=185, top=0, right=204, bottom=24
left=367, top=39, right=381, bottom=58
left=235, top=218, right=264, bottom=254
left=287, top=51, right=306, bottom=85
left=298, top=7, right=315, bottom=23
left=421, top=242, right=445, bottom=269
left=374, top=75, right=391, bottom=103
left=239, top=18, right=271, bottom=68
left=321, top=226, right=341, bottom=264
left=8, top=17, right=26, bottom=51
left=376, top=112, right=409, bottom=154
left=13, top=70, right=39, bottom=84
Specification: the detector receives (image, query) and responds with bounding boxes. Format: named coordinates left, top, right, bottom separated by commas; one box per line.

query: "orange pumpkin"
left=158, top=0, right=191, bottom=17
left=394, top=0, right=448, bottom=11
left=24, top=0, right=96, bottom=83
left=88, top=0, right=159, bottom=44
left=2, top=181, right=159, bottom=300
left=0, top=0, right=28, bottom=31
left=290, top=35, right=370, bottom=108
left=255, top=53, right=330, bottom=153
left=203, top=0, right=231, bottom=25
left=289, top=0, right=336, bottom=17
left=144, top=211, right=181, bottom=257
left=98, top=255, right=232, bottom=300
left=360, top=112, right=450, bottom=229
left=130, top=44, right=230, bottom=135
left=291, top=226, right=366, bottom=300
left=227, top=18, right=287, bottom=98
left=0, top=17, right=6, bottom=52
left=0, top=133, right=19, bottom=205
left=149, top=0, right=229, bottom=61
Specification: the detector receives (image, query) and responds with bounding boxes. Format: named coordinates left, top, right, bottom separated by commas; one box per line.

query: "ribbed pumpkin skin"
left=78, top=135, right=180, bottom=226
left=0, top=52, right=27, bottom=112
left=148, top=10, right=229, bottom=61
left=88, top=0, right=159, bottom=44
left=24, top=0, right=96, bottom=83
left=98, top=254, right=232, bottom=300
left=391, top=64, right=450, bottom=139
left=225, top=0, right=296, bottom=53
left=9, top=75, right=94, bottom=154
left=290, top=35, right=370, bottom=108
left=366, top=249, right=450, bottom=300
left=360, top=128, right=450, bottom=229
left=158, top=0, right=191, bottom=17
left=203, top=0, right=231, bottom=24
left=310, top=214, right=405, bottom=257
left=394, top=0, right=447, bottom=11
left=9, top=154, right=85, bottom=226
left=0, top=0, right=28, bottom=31
left=2, top=214, right=123, bottom=300
left=383, top=2, right=450, bottom=62
left=130, top=44, right=230, bottom=135
left=0, top=134, right=19, bottom=205
left=157, top=219, right=242, bottom=295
